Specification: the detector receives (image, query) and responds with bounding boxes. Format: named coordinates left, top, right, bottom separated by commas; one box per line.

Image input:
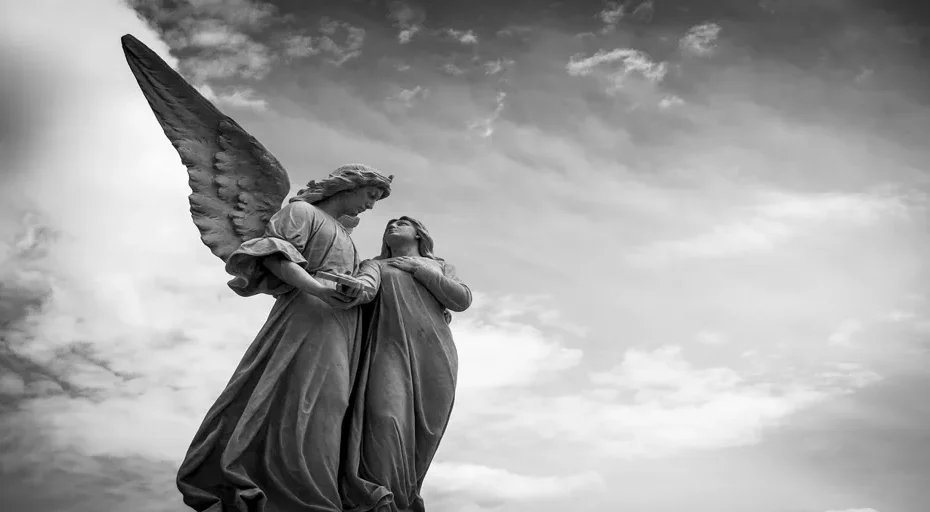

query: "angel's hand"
left=316, top=288, right=357, bottom=308
left=331, top=294, right=367, bottom=310
left=337, top=277, right=367, bottom=298
left=389, top=256, right=427, bottom=274
left=303, top=279, right=353, bottom=307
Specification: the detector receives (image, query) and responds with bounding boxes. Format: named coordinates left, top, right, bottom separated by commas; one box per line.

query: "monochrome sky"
left=1, top=1, right=929, bottom=511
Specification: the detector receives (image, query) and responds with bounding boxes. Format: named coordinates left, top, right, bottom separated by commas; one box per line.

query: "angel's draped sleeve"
left=225, top=202, right=319, bottom=297
left=413, top=261, right=472, bottom=312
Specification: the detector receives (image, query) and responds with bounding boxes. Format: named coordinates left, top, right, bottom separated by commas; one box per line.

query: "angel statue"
left=121, top=34, right=392, bottom=511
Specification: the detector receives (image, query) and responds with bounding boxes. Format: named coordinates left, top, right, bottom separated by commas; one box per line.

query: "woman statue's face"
left=383, top=218, right=418, bottom=245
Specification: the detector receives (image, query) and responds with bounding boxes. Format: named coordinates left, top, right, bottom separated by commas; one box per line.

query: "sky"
left=0, top=0, right=928, bottom=511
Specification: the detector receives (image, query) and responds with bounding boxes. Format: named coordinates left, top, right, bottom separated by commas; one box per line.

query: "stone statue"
left=121, top=34, right=393, bottom=511
left=340, top=217, right=473, bottom=512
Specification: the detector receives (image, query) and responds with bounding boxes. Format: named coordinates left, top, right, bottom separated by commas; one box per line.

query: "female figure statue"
left=341, top=217, right=473, bottom=512
left=119, top=35, right=393, bottom=511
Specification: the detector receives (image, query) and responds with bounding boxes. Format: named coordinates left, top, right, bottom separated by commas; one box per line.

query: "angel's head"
left=290, top=164, right=393, bottom=226
left=378, top=216, right=440, bottom=260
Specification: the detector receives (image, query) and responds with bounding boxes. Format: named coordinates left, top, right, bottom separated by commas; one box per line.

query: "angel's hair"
left=289, top=163, right=393, bottom=205
left=376, top=216, right=443, bottom=261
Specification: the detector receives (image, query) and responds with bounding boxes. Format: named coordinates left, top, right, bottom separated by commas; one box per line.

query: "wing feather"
left=120, top=34, right=291, bottom=262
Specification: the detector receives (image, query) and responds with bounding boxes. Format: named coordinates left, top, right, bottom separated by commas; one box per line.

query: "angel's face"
left=342, top=186, right=384, bottom=216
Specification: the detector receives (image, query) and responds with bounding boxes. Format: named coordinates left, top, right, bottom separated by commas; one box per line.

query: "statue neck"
left=388, top=243, right=420, bottom=258
left=314, top=196, right=347, bottom=219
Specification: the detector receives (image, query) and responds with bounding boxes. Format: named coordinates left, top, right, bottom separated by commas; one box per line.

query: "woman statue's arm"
left=351, top=259, right=383, bottom=305
left=412, top=262, right=472, bottom=312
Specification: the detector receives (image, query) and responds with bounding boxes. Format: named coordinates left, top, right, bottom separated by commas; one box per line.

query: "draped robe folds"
left=342, top=257, right=473, bottom=512
left=177, top=201, right=365, bottom=512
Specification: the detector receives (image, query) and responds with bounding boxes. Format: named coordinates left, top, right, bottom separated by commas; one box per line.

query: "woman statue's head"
left=379, top=216, right=440, bottom=259
left=289, top=163, right=393, bottom=228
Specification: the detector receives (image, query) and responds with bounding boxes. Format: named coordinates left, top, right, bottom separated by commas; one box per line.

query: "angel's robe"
left=176, top=200, right=365, bottom=512
left=341, top=257, right=472, bottom=512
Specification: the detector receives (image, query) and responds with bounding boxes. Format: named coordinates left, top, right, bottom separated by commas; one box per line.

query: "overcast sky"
left=1, top=1, right=929, bottom=511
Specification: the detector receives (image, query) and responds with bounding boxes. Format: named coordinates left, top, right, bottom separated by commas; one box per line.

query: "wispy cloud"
left=196, top=84, right=268, bottom=111
left=443, top=28, right=478, bottom=45
left=424, top=463, right=602, bottom=509
left=388, top=0, right=426, bottom=44
left=130, top=1, right=278, bottom=81
left=468, top=91, right=507, bottom=137
left=483, top=58, right=514, bottom=76
left=389, top=85, right=429, bottom=107
left=597, top=0, right=653, bottom=32
left=629, top=0, right=655, bottom=23
left=680, top=22, right=722, bottom=57
left=282, top=17, right=366, bottom=65
left=567, top=47, right=667, bottom=98
left=597, top=2, right=625, bottom=33
left=658, top=94, right=685, bottom=109
left=567, top=48, right=667, bottom=83
left=627, top=188, right=912, bottom=265
left=457, top=345, right=880, bottom=460
left=442, top=63, right=466, bottom=76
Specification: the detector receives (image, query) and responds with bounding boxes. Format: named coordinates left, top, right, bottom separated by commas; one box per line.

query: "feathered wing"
left=120, top=34, right=291, bottom=262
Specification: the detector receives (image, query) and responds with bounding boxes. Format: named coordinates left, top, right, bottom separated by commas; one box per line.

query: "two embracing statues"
left=121, top=35, right=472, bottom=511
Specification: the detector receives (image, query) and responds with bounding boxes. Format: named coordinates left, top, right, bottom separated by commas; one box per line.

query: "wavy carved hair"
left=289, top=163, right=393, bottom=205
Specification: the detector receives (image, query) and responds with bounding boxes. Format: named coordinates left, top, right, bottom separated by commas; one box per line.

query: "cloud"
left=424, top=463, right=602, bottom=509
left=130, top=2, right=277, bottom=81
left=389, top=85, right=429, bottom=107
left=566, top=48, right=668, bottom=92
left=465, top=345, right=881, bottom=459
left=597, top=2, right=625, bottom=33
left=627, top=188, right=913, bottom=265
left=629, top=0, right=655, bottom=23
left=453, top=293, right=583, bottom=391
left=197, top=84, right=268, bottom=110
left=597, top=0, right=652, bottom=32
left=680, top=22, right=722, bottom=57
left=828, top=319, right=864, bottom=346
left=443, top=28, right=478, bottom=45
left=496, top=24, right=533, bottom=38
left=388, top=0, right=426, bottom=44
left=483, top=58, right=514, bottom=76
left=313, top=17, right=367, bottom=65
left=658, top=94, right=685, bottom=109
left=467, top=91, right=507, bottom=137
left=442, top=63, right=466, bottom=76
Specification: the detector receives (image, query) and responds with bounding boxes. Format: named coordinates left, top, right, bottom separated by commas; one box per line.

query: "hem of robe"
left=176, top=291, right=353, bottom=512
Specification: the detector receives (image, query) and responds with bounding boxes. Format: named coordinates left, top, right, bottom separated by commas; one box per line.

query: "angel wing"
left=120, top=34, right=291, bottom=262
